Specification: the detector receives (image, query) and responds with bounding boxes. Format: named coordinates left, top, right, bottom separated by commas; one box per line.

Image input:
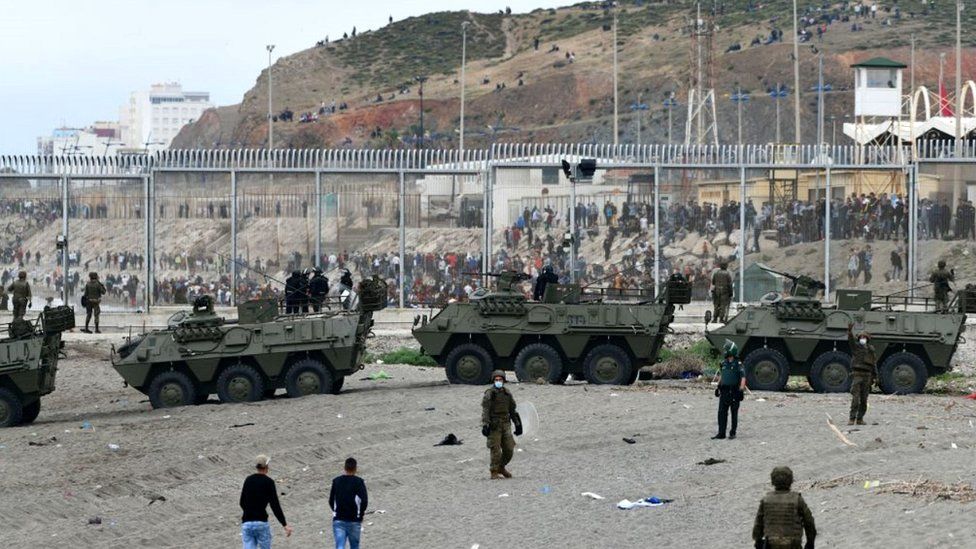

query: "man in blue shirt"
left=329, top=457, right=368, bottom=549
left=713, top=347, right=747, bottom=440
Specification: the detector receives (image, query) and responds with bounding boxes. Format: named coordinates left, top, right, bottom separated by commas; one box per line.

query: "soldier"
left=7, top=271, right=31, bottom=320
left=284, top=271, right=304, bottom=314
left=298, top=270, right=311, bottom=313
left=929, top=260, right=954, bottom=312
left=711, top=261, right=733, bottom=323
left=339, top=269, right=355, bottom=310
left=82, top=272, right=106, bottom=334
left=712, top=344, right=746, bottom=440
left=533, top=264, right=558, bottom=300
left=847, top=322, right=877, bottom=425
left=752, top=466, right=816, bottom=549
left=481, top=370, right=522, bottom=479
left=309, top=268, right=329, bottom=312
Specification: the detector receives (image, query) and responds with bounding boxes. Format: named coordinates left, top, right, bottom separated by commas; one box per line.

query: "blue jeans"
left=242, top=521, right=272, bottom=549
left=333, top=520, right=362, bottom=549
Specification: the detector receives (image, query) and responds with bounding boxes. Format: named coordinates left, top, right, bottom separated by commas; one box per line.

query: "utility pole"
left=416, top=75, right=428, bottom=149
left=266, top=45, right=275, bottom=150
left=792, top=0, right=801, bottom=143
left=460, top=21, right=469, bottom=154
left=613, top=5, right=619, bottom=146
left=955, top=0, right=964, bottom=156
left=664, top=92, right=678, bottom=145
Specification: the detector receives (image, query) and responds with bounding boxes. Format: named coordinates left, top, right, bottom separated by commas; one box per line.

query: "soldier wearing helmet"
left=533, top=264, right=558, bottom=301
left=481, top=370, right=522, bottom=479
left=847, top=322, right=878, bottom=425
left=7, top=270, right=31, bottom=320
left=929, top=260, right=954, bottom=312
left=753, top=466, right=816, bottom=549
left=309, top=267, right=329, bottom=312
left=711, top=261, right=733, bottom=323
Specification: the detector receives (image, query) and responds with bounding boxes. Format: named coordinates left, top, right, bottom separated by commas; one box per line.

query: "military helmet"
left=89, top=272, right=98, bottom=280
left=543, top=265, right=553, bottom=274
left=719, top=261, right=728, bottom=270
left=18, top=270, right=26, bottom=279
left=313, top=267, right=323, bottom=274
left=770, top=466, right=793, bottom=489
left=491, top=370, right=506, bottom=381
left=938, top=260, right=947, bottom=269
left=292, top=270, right=301, bottom=276
left=722, top=340, right=739, bottom=358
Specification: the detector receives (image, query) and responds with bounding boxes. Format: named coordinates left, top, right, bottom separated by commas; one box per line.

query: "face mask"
left=859, top=338, right=867, bottom=346
left=494, top=381, right=504, bottom=389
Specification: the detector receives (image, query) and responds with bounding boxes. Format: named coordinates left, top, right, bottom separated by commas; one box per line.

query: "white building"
left=37, top=121, right=126, bottom=156
left=119, top=83, right=212, bottom=152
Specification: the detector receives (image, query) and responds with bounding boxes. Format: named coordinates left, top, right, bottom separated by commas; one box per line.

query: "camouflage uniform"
left=848, top=329, right=878, bottom=424
left=752, top=489, right=816, bottom=549
left=83, top=276, right=107, bottom=333
left=929, top=266, right=954, bottom=311
left=711, top=267, right=733, bottom=323
left=7, top=275, right=31, bottom=320
left=482, top=381, right=517, bottom=477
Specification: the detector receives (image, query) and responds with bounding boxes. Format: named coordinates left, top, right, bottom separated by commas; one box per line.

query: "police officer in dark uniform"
left=298, top=269, right=311, bottom=313
left=481, top=370, right=522, bottom=479
left=339, top=269, right=355, bottom=310
left=713, top=343, right=746, bottom=440
left=309, top=268, right=329, bottom=312
left=533, top=265, right=558, bottom=301
left=753, top=466, right=816, bottom=549
left=929, top=260, right=954, bottom=311
left=284, top=270, right=304, bottom=314
left=847, top=322, right=877, bottom=425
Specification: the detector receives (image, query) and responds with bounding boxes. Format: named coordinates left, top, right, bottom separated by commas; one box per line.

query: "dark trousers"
left=717, top=386, right=740, bottom=436
left=849, top=372, right=872, bottom=421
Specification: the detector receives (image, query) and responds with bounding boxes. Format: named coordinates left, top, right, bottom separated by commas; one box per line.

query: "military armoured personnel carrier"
left=412, top=271, right=692, bottom=385
left=0, top=306, right=75, bottom=427
left=111, top=277, right=387, bottom=409
left=704, top=267, right=969, bottom=394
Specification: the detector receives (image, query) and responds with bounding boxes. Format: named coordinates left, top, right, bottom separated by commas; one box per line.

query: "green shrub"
left=378, top=347, right=438, bottom=366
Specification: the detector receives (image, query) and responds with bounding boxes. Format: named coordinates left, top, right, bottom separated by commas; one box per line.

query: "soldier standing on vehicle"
left=711, top=261, right=733, bottom=323
left=82, top=272, right=106, bottom=333
left=929, top=260, right=954, bottom=311
left=309, top=268, right=329, bottom=312
left=712, top=345, right=746, bottom=440
left=7, top=271, right=31, bottom=320
left=847, top=322, right=877, bottom=426
left=533, top=264, right=558, bottom=300
left=481, top=370, right=522, bottom=479
left=284, top=271, right=304, bottom=314
left=339, top=269, right=355, bottom=310
left=752, top=466, right=816, bottom=549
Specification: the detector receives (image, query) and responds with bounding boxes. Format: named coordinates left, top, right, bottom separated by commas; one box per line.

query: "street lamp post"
left=630, top=94, right=648, bottom=146
left=769, top=84, right=788, bottom=144
left=955, top=0, right=964, bottom=156
left=460, top=22, right=469, bottom=154
left=415, top=75, right=428, bottom=149
left=731, top=86, right=750, bottom=146
left=613, top=5, right=619, bottom=146
left=792, top=0, right=802, bottom=143
left=266, top=45, right=275, bottom=150
left=663, top=92, right=678, bottom=145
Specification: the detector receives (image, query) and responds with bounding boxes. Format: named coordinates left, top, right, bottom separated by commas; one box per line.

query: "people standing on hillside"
left=82, top=272, right=106, bottom=333
left=239, top=455, right=293, bottom=549
left=329, top=457, right=368, bottom=549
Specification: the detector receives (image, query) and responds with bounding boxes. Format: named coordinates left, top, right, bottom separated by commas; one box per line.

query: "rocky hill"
left=174, top=1, right=976, bottom=149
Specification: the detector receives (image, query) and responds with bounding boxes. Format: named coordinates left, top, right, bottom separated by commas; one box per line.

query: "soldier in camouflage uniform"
left=847, top=322, right=878, bottom=426
left=752, top=466, right=816, bottom=549
left=929, top=260, right=954, bottom=312
left=82, top=272, right=107, bottom=334
left=711, top=261, right=733, bottom=323
left=7, top=271, right=31, bottom=320
left=481, top=370, right=522, bottom=479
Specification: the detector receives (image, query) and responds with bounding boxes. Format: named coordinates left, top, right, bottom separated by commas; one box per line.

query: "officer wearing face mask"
left=847, top=322, right=878, bottom=425
left=481, top=370, right=522, bottom=479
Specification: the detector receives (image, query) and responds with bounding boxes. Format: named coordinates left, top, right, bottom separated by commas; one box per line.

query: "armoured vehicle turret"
left=704, top=267, right=968, bottom=394
left=412, top=271, right=692, bottom=385
left=111, top=277, right=387, bottom=409
left=0, top=306, right=75, bottom=427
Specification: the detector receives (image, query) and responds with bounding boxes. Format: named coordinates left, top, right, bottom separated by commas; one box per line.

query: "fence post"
left=144, top=174, right=152, bottom=312
left=315, top=170, right=322, bottom=269
left=230, top=170, right=238, bottom=306
left=653, top=164, right=660, bottom=298
left=398, top=170, right=406, bottom=308
left=738, top=165, right=746, bottom=305
left=824, top=166, right=831, bottom=300
left=61, top=175, right=69, bottom=307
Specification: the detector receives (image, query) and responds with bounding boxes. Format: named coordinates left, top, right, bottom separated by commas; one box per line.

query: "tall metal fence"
left=0, top=142, right=973, bottom=312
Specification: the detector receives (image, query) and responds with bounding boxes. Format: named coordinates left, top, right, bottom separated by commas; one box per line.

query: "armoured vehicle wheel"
left=743, top=348, right=789, bottom=391
left=148, top=371, right=197, bottom=409
left=331, top=376, right=345, bottom=395
left=20, top=399, right=40, bottom=425
left=878, top=352, right=928, bottom=394
left=514, top=343, right=564, bottom=383
left=809, top=351, right=852, bottom=393
left=583, top=344, right=633, bottom=385
left=0, top=388, right=24, bottom=427
left=285, top=358, right=333, bottom=398
left=445, top=343, right=493, bottom=385
left=217, top=364, right=266, bottom=403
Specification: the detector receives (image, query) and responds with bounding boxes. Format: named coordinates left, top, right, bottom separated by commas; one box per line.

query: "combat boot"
left=847, top=419, right=855, bottom=425
left=856, top=419, right=866, bottom=425
left=500, top=468, right=513, bottom=478
left=490, top=470, right=504, bottom=480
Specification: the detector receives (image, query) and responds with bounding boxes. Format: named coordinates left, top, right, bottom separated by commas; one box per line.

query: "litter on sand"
left=107, top=443, right=120, bottom=451
left=622, top=437, right=637, bottom=444
left=581, top=492, right=605, bottom=500
left=368, top=371, right=392, bottom=380
left=617, top=496, right=673, bottom=509
left=434, top=433, right=462, bottom=446
left=864, top=480, right=881, bottom=489
left=697, top=458, right=726, bottom=466
left=497, top=493, right=509, bottom=498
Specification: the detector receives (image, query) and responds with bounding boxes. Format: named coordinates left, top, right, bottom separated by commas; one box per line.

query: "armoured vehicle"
left=412, top=271, right=691, bottom=385
left=111, top=277, right=387, bottom=409
left=0, top=306, right=75, bottom=427
left=704, top=267, right=969, bottom=394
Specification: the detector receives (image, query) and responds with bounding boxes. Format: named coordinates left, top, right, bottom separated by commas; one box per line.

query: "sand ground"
left=1, top=335, right=975, bottom=549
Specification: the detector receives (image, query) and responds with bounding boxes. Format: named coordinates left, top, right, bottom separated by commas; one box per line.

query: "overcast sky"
left=0, top=0, right=565, bottom=154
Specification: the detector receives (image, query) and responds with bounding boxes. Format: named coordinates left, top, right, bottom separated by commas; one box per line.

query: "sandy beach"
left=0, top=334, right=975, bottom=549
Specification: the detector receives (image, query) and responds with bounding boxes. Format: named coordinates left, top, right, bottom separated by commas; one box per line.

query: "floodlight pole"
left=793, top=0, right=801, bottom=143
left=613, top=5, right=619, bottom=146
left=266, top=45, right=275, bottom=150
left=955, top=0, right=964, bottom=157
left=460, top=21, right=469, bottom=154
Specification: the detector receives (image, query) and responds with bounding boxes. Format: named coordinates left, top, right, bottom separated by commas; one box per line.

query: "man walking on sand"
left=848, top=322, right=878, bottom=426
left=329, top=457, right=368, bottom=549
left=239, top=455, right=293, bottom=549
left=482, top=370, right=522, bottom=479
